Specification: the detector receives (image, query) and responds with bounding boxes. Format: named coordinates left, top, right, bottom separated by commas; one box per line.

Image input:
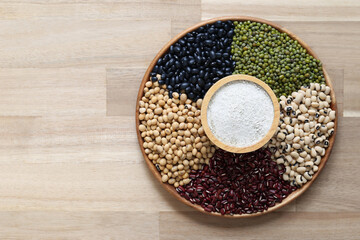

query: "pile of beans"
left=150, top=20, right=235, bottom=101
left=231, top=21, right=325, bottom=98
left=138, top=19, right=337, bottom=215
left=176, top=148, right=297, bottom=215
left=139, top=80, right=215, bottom=187
left=268, top=83, right=335, bottom=187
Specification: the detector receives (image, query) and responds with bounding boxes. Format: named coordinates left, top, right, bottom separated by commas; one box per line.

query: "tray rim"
left=135, top=16, right=338, bottom=218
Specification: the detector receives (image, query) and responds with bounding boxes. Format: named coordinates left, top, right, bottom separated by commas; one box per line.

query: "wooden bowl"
left=201, top=74, right=280, bottom=153
left=135, top=16, right=337, bottom=218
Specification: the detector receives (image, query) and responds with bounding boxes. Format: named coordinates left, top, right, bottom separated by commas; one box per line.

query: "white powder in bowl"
left=207, top=80, right=274, bottom=148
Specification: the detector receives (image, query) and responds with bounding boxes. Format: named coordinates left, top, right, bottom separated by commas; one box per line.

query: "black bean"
left=188, top=92, right=195, bottom=99
left=181, top=82, right=190, bottom=90
left=209, top=51, right=216, bottom=60
left=150, top=20, right=235, bottom=100
left=198, top=78, right=205, bottom=87
left=205, top=82, right=212, bottom=90
left=170, top=77, right=175, bottom=86
left=191, top=68, right=199, bottom=74
left=190, top=76, right=197, bottom=84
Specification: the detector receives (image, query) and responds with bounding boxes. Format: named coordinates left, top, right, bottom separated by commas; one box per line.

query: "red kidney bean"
left=177, top=148, right=297, bottom=215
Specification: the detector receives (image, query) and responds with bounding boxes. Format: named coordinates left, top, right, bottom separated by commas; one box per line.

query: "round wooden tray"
left=135, top=16, right=338, bottom=218
left=201, top=74, right=280, bottom=154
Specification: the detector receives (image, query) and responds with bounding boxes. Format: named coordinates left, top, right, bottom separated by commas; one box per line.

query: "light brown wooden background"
left=0, top=0, right=359, bottom=239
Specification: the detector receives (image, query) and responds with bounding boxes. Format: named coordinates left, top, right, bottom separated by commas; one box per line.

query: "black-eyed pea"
left=277, top=132, right=286, bottom=140
left=299, top=104, right=308, bottom=113
left=314, top=156, right=321, bottom=165
left=276, top=158, right=284, bottom=164
left=299, top=151, right=307, bottom=158
left=320, top=148, right=326, bottom=156
left=304, top=161, right=314, bottom=168
left=285, top=166, right=290, bottom=175
left=286, top=125, right=294, bottom=133
left=326, top=122, right=334, bottom=129
left=283, top=174, right=289, bottom=181
left=295, top=175, right=303, bottom=186
left=298, top=115, right=305, bottom=122
left=304, top=172, right=312, bottom=180
left=311, top=102, right=319, bottom=108
left=296, top=167, right=306, bottom=174
left=315, top=146, right=323, bottom=153
left=274, top=150, right=280, bottom=158
left=290, top=151, right=299, bottom=159
left=328, top=129, right=334, bottom=136
left=313, top=165, right=319, bottom=172
left=319, top=92, right=326, bottom=101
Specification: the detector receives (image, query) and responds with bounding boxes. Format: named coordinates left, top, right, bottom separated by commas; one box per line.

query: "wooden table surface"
left=0, top=0, right=359, bottom=239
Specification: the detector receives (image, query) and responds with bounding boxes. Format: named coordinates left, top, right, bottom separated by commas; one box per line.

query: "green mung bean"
left=231, top=21, right=325, bottom=98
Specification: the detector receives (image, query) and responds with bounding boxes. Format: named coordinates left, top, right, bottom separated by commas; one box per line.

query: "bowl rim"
left=135, top=16, right=338, bottom=218
left=201, top=74, right=280, bottom=153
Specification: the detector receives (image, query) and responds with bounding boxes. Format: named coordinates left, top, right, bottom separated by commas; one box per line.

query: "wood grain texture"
left=202, top=0, right=360, bottom=21
left=160, top=211, right=360, bottom=240
left=0, top=211, right=159, bottom=240
left=0, top=19, right=171, bottom=68
left=106, top=68, right=146, bottom=116
left=0, top=68, right=106, bottom=116
left=0, top=0, right=358, bottom=238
